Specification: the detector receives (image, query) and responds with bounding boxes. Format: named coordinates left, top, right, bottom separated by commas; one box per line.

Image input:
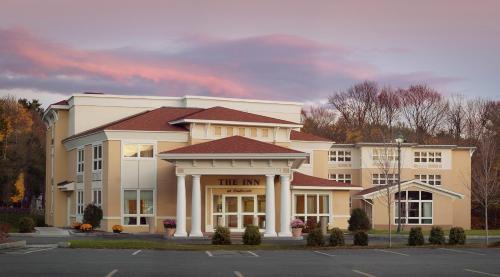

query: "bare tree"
left=464, top=98, right=491, bottom=143
left=376, top=86, right=401, bottom=138
left=400, top=85, right=448, bottom=143
left=328, top=81, right=378, bottom=130
left=446, top=95, right=466, bottom=144
left=372, top=137, right=399, bottom=247
left=301, top=106, right=337, bottom=140
left=471, top=132, right=499, bottom=245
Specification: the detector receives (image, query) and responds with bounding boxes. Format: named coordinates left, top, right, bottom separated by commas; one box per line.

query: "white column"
left=279, top=174, right=292, bottom=237
left=264, top=174, right=277, bottom=237
left=190, top=175, right=203, bottom=237
left=174, top=174, right=187, bottom=237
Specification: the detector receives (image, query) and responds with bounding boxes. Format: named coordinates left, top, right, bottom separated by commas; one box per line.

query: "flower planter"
left=165, top=228, right=176, bottom=238
left=292, top=228, right=303, bottom=237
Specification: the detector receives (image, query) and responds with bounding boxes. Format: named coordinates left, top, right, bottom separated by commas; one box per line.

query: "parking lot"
left=1, top=246, right=500, bottom=276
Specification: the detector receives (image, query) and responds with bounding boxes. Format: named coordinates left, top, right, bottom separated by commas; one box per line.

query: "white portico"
left=158, top=136, right=307, bottom=237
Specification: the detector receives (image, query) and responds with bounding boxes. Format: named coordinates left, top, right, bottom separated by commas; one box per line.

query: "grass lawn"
left=68, top=239, right=494, bottom=251
left=368, top=229, right=500, bottom=236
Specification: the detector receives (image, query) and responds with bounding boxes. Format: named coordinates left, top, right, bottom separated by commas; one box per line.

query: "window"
left=77, top=148, right=84, bottom=174
left=373, top=148, right=398, bottom=162
left=294, top=193, right=330, bottom=224
left=414, top=151, right=442, bottom=163
left=329, top=150, right=351, bottom=162
left=415, top=174, right=441, bottom=186
left=93, top=144, right=103, bottom=171
left=329, top=173, right=352, bottom=184
left=92, top=189, right=102, bottom=207
left=76, top=190, right=84, bottom=215
left=261, top=128, right=269, bottom=137
left=372, top=173, right=399, bottom=185
left=214, top=126, right=222, bottom=136
left=227, top=127, right=233, bottom=136
left=250, top=127, right=257, bottom=137
left=238, top=128, right=245, bottom=136
left=123, top=190, right=154, bottom=225
left=124, top=144, right=154, bottom=158
left=394, top=191, right=433, bottom=224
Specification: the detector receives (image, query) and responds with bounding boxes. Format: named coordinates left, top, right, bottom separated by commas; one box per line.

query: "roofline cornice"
left=169, top=119, right=302, bottom=128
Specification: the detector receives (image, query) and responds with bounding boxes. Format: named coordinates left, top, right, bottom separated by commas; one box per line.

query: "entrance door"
left=212, top=195, right=265, bottom=231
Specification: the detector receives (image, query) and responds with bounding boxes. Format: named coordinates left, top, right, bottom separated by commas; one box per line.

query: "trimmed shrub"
left=353, top=231, right=368, bottom=246
left=429, top=226, right=445, bottom=245
left=408, top=227, right=425, bottom=246
left=243, top=225, right=261, bottom=245
left=329, top=228, right=345, bottom=246
left=80, top=223, right=92, bottom=232
left=306, top=228, right=325, bottom=246
left=449, top=227, right=466, bottom=245
left=18, top=217, right=35, bottom=233
left=83, top=204, right=103, bottom=228
left=212, top=226, right=231, bottom=245
left=303, top=217, right=318, bottom=233
left=348, top=208, right=370, bottom=232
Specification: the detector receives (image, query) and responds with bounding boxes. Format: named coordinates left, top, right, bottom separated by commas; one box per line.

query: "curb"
left=0, top=240, right=26, bottom=249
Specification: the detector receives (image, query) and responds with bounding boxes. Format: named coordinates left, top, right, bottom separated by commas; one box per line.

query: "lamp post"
left=395, top=136, right=404, bottom=233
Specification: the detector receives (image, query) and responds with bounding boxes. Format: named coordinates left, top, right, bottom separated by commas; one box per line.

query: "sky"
left=0, top=0, right=499, bottom=107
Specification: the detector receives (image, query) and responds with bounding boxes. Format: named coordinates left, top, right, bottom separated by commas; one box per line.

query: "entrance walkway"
left=34, top=227, right=70, bottom=237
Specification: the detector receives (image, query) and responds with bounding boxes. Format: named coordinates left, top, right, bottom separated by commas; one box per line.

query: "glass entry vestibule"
left=212, top=194, right=266, bottom=231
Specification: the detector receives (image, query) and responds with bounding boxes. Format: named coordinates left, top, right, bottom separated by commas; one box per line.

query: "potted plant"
left=72, top=221, right=82, bottom=230
left=163, top=219, right=176, bottom=237
left=112, top=224, right=124, bottom=234
left=290, top=218, right=305, bottom=237
left=80, top=223, right=93, bottom=232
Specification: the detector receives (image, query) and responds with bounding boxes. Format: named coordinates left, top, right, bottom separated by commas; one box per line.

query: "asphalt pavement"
left=1, top=247, right=500, bottom=276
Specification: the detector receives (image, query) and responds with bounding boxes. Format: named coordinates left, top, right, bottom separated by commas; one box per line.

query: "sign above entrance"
left=218, top=178, right=261, bottom=186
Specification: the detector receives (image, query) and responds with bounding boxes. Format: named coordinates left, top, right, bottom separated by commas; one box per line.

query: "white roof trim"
left=292, top=185, right=363, bottom=191
left=58, top=182, right=75, bottom=192
left=169, top=119, right=302, bottom=128
left=353, top=180, right=464, bottom=200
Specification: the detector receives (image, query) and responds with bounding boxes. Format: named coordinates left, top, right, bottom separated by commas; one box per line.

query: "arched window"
left=394, top=191, right=433, bottom=225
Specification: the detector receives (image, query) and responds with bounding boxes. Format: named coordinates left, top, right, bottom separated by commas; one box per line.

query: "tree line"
left=0, top=95, right=46, bottom=208
left=302, top=81, right=500, bottom=228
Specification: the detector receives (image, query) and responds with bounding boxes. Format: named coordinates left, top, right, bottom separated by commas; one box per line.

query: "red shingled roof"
left=291, top=172, right=361, bottom=188
left=161, top=136, right=304, bottom=154
left=290, top=130, right=331, bottom=142
left=174, top=106, right=299, bottom=125
left=63, top=107, right=203, bottom=142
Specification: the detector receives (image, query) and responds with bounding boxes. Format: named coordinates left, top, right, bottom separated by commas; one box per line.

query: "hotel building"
left=43, top=93, right=472, bottom=236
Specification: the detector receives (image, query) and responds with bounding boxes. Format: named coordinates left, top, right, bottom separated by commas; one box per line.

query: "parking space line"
left=132, top=250, right=141, bottom=256
left=24, top=247, right=56, bottom=254
left=105, top=269, right=118, bottom=277
left=464, top=269, right=500, bottom=276
left=247, top=251, right=259, bottom=257
left=352, top=269, right=376, bottom=277
left=375, top=249, right=409, bottom=256
left=234, top=271, right=244, bottom=277
left=439, top=248, right=485, bottom=256
left=313, top=250, right=336, bottom=257
left=205, top=250, right=213, bottom=257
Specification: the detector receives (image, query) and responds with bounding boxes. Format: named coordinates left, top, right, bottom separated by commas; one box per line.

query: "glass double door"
left=213, top=195, right=266, bottom=231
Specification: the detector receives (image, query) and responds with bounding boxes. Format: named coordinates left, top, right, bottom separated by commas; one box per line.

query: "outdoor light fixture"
left=395, top=135, right=404, bottom=233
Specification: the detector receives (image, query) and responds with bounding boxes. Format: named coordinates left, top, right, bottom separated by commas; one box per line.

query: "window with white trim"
left=329, top=173, right=352, bottom=184
left=414, top=151, right=442, bottom=163
left=123, top=144, right=154, bottom=158
left=372, top=173, right=399, bottom=185
left=92, top=189, right=102, bottom=207
left=92, top=144, right=103, bottom=171
left=123, top=189, right=154, bottom=225
left=329, top=150, right=351, bottom=162
left=76, top=190, right=84, bottom=215
left=394, top=191, right=433, bottom=224
left=293, top=193, right=330, bottom=224
left=77, top=148, right=84, bottom=174
left=214, top=126, right=222, bottom=136
left=373, top=148, right=398, bottom=162
left=415, top=174, right=441, bottom=186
